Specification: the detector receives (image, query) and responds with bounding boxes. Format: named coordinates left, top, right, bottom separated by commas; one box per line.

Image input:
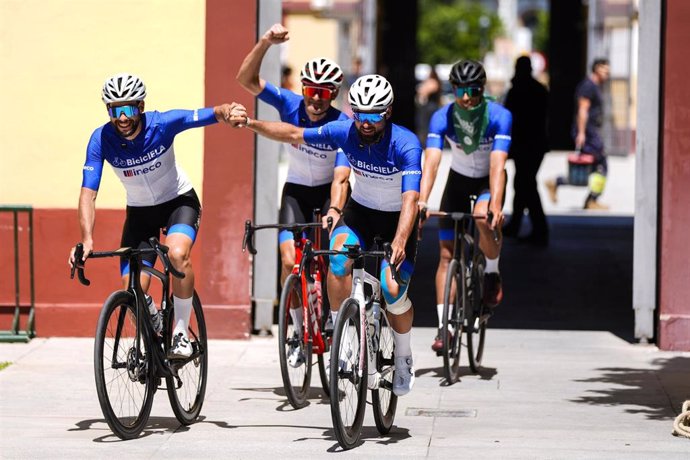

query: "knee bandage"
left=329, top=227, right=360, bottom=277
left=381, top=260, right=413, bottom=315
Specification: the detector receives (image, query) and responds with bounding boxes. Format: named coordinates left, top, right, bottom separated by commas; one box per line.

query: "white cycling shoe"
left=393, top=355, right=415, bottom=396
left=169, top=332, right=192, bottom=359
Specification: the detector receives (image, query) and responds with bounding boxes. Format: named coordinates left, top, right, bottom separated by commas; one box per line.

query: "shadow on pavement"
left=411, top=215, right=634, bottom=342
left=569, top=356, right=690, bottom=420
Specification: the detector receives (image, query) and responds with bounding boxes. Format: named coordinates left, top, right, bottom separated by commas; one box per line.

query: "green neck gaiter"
left=452, top=98, right=489, bottom=154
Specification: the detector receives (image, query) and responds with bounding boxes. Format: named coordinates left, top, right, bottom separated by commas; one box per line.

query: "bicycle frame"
left=299, top=241, right=405, bottom=390
left=71, top=239, right=198, bottom=384
left=243, top=213, right=333, bottom=355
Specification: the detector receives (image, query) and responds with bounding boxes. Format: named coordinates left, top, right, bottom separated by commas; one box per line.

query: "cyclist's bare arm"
left=70, top=187, right=97, bottom=265
left=213, top=103, right=237, bottom=124
left=418, top=147, right=442, bottom=215
left=231, top=104, right=306, bottom=143
left=391, top=190, right=420, bottom=266
left=236, top=23, right=289, bottom=96
left=487, top=149, right=508, bottom=230
left=324, top=165, right=351, bottom=228
left=575, top=96, right=591, bottom=149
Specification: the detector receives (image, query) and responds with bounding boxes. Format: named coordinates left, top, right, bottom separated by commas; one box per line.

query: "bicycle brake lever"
left=487, top=211, right=499, bottom=243
left=71, top=243, right=91, bottom=286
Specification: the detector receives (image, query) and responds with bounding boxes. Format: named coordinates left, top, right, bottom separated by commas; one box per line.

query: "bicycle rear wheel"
left=442, top=258, right=464, bottom=384
left=372, top=310, right=397, bottom=434
left=467, top=258, right=487, bottom=373
left=94, top=290, right=155, bottom=440
left=167, top=291, right=208, bottom=424
left=330, top=298, right=367, bottom=450
left=278, top=274, right=312, bottom=409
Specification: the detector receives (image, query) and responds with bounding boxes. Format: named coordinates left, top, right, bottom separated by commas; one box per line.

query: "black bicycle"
left=299, top=240, right=405, bottom=449
left=425, top=209, right=496, bottom=383
left=70, top=237, right=208, bottom=440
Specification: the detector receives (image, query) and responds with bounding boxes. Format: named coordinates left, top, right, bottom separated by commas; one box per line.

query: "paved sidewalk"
left=1, top=328, right=688, bottom=458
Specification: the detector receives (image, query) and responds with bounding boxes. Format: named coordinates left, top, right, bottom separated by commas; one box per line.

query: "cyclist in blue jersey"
left=229, top=75, right=422, bottom=396
left=237, top=24, right=349, bottom=357
left=417, top=60, right=512, bottom=353
left=68, top=73, right=235, bottom=358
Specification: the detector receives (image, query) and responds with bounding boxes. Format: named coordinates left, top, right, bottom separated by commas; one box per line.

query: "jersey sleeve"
left=303, top=120, right=351, bottom=147
left=492, top=108, right=512, bottom=153
left=399, top=139, right=423, bottom=193
left=425, top=106, right=449, bottom=150
left=159, top=108, right=218, bottom=136
left=81, top=130, right=105, bottom=191
left=257, top=81, right=302, bottom=119
left=334, top=149, right=350, bottom=168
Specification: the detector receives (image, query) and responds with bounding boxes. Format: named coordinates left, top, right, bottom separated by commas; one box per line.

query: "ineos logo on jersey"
left=83, top=166, right=95, bottom=171
left=123, top=161, right=162, bottom=177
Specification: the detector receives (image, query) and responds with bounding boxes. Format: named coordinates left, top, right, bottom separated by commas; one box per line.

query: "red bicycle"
left=243, top=214, right=332, bottom=409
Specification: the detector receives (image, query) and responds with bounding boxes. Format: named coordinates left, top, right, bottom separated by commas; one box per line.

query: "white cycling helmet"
left=101, top=73, right=147, bottom=104
left=348, top=74, right=394, bottom=111
left=300, top=57, right=344, bottom=88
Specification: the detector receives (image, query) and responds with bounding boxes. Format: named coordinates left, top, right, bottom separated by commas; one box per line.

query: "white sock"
left=393, top=330, right=412, bottom=357
left=485, top=256, right=500, bottom=274
left=173, top=295, right=193, bottom=337
left=436, top=303, right=453, bottom=329
left=330, top=310, right=338, bottom=326
left=289, top=308, right=303, bottom=336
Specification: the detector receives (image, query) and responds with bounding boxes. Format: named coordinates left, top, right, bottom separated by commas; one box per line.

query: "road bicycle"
left=424, top=206, right=496, bottom=384
left=70, top=237, right=207, bottom=439
left=242, top=214, right=332, bottom=409
left=298, top=240, right=405, bottom=450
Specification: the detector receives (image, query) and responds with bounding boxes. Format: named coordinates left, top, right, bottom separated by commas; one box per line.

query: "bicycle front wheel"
left=94, top=290, right=155, bottom=440
left=167, top=291, right=208, bottom=424
left=330, top=298, right=367, bottom=450
left=442, top=258, right=464, bottom=384
left=467, top=259, right=487, bottom=373
left=371, top=310, right=397, bottom=434
left=278, top=274, right=313, bottom=409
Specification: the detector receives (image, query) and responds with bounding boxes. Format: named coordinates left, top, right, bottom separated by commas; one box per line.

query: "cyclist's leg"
left=473, top=179, right=504, bottom=306
left=164, top=190, right=201, bottom=343
left=278, top=183, right=305, bottom=285
left=119, top=205, right=161, bottom=292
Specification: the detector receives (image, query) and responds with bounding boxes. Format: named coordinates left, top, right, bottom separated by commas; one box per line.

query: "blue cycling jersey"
left=258, top=81, right=349, bottom=187
left=82, top=109, right=218, bottom=206
left=304, top=121, right=422, bottom=212
left=426, top=101, right=512, bottom=178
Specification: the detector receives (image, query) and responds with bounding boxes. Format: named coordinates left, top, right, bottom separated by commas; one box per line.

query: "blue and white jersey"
left=426, top=101, right=512, bottom=178
left=304, top=121, right=422, bottom=212
left=259, top=81, right=349, bottom=187
left=82, top=109, right=217, bottom=207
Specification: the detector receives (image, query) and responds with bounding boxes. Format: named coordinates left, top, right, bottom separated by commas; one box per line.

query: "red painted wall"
left=659, top=0, right=690, bottom=350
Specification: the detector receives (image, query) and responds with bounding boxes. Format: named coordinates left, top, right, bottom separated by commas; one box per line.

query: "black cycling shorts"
left=278, top=182, right=331, bottom=245
left=120, top=189, right=201, bottom=274
left=438, top=170, right=491, bottom=240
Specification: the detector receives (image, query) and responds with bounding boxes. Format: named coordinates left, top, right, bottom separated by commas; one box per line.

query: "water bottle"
left=146, top=294, right=162, bottom=335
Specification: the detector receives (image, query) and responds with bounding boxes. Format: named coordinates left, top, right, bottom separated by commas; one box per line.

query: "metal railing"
left=0, top=205, right=35, bottom=342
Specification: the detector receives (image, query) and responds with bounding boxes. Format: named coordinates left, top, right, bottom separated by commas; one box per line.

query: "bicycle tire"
left=467, top=258, right=487, bottom=373
left=278, top=274, right=312, bottom=409
left=371, top=310, right=398, bottom=434
left=166, top=291, right=208, bottom=424
left=442, top=258, right=464, bottom=384
left=94, top=290, right=155, bottom=440
left=330, top=298, right=367, bottom=450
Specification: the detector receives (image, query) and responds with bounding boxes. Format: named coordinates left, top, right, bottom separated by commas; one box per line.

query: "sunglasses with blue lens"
left=455, top=86, right=483, bottom=98
left=352, top=110, right=387, bottom=124
left=108, top=104, right=140, bottom=119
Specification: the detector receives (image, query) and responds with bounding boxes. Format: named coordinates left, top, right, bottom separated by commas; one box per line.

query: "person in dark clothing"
left=503, top=56, right=549, bottom=245
left=545, top=58, right=611, bottom=210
